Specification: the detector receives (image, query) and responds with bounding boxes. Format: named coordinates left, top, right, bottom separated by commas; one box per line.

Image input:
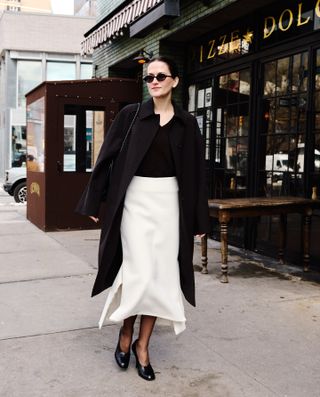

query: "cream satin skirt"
left=98, top=176, right=186, bottom=335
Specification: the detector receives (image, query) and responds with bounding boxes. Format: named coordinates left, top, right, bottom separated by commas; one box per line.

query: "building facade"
left=0, top=11, right=94, bottom=176
left=0, top=0, right=51, bottom=13
left=81, top=0, right=320, bottom=269
left=74, top=0, right=97, bottom=16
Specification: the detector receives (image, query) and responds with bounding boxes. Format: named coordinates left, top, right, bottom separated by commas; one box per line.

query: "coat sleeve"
left=193, top=118, right=211, bottom=235
left=75, top=105, right=134, bottom=217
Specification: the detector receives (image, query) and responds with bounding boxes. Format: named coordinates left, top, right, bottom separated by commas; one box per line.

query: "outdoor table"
left=200, top=196, right=320, bottom=282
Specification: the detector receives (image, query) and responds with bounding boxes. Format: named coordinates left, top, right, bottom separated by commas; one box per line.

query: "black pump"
left=114, top=328, right=130, bottom=369
left=132, top=339, right=155, bottom=381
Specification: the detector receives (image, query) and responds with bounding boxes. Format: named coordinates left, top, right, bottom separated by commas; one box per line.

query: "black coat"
left=76, top=98, right=210, bottom=306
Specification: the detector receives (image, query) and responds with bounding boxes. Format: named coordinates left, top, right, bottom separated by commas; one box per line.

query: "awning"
left=81, top=0, right=163, bottom=55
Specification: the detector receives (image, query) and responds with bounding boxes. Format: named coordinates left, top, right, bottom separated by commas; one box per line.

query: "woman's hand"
left=89, top=216, right=99, bottom=223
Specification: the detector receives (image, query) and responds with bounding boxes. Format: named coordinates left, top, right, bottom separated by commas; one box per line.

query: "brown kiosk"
left=25, top=78, right=140, bottom=231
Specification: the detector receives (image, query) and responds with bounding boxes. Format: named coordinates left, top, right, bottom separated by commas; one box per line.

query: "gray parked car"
left=3, top=167, right=27, bottom=203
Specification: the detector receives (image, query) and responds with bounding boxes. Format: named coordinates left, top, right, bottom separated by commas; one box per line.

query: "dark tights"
left=120, top=315, right=157, bottom=366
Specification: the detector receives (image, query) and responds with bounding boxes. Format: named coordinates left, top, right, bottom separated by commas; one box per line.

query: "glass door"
left=258, top=52, right=309, bottom=197
left=310, top=49, right=320, bottom=267
left=214, top=68, right=251, bottom=198
left=256, top=51, right=309, bottom=260
left=313, top=49, right=320, bottom=190
left=211, top=68, right=252, bottom=246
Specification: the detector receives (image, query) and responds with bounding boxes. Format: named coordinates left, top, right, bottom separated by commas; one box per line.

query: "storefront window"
left=188, top=81, right=212, bottom=161
left=47, top=62, right=76, bottom=81
left=260, top=51, right=308, bottom=197
left=215, top=68, right=251, bottom=196
left=17, top=60, right=42, bottom=108
left=80, top=63, right=92, bottom=79
left=313, top=49, right=320, bottom=182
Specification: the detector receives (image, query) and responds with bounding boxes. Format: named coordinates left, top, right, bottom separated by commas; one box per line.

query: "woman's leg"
left=136, top=315, right=157, bottom=365
left=120, top=315, right=137, bottom=353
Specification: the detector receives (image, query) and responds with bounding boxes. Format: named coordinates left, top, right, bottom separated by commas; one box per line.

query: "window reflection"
left=301, top=52, right=309, bottom=91
left=11, top=126, right=27, bottom=167
left=228, top=72, right=239, bottom=93
left=315, top=134, right=320, bottom=172
left=26, top=98, right=45, bottom=172
left=80, top=63, right=92, bottom=79
left=17, top=60, right=42, bottom=108
left=276, top=57, right=289, bottom=95
left=226, top=109, right=238, bottom=137
left=239, top=69, right=250, bottom=95
left=264, top=54, right=308, bottom=98
left=236, top=137, right=248, bottom=176
left=314, top=49, right=320, bottom=177
left=216, top=68, right=251, bottom=195
left=292, top=53, right=308, bottom=93
left=261, top=52, right=308, bottom=197
left=63, top=106, right=105, bottom=172
left=264, top=61, right=276, bottom=96
left=225, top=138, right=237, bottom=170
left=47, top=62, right=76, bottom=81
left=315, top=113, right=320, bottom=130
left=188, top=80, right=212, bottom=161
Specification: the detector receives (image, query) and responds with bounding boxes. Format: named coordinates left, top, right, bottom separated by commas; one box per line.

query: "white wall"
left=0, top=11, right=95, bottom=55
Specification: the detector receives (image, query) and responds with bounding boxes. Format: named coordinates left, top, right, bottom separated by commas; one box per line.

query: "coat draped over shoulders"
left=76, top=98, right=210, bottom=306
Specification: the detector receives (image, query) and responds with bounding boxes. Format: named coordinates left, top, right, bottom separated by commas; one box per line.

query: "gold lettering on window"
left=279, top=9, right=294, bottom=31
left=316, top=0, right=320, bottom=17
left=218, top=34, right=227, bottom=55
left=264, top=16, right=276, bottom=39
left=200, top=45, right=204, bottom=63
left=231, top=30, right=240, bottom=42
left=207, top=39, right=216, bottom=59
left=297, top=2, right=310, bottom=26
left=230, top=30, right=240, bottom=53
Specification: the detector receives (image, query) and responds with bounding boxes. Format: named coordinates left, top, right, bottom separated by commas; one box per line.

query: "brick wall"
left=94, top=0, right=237, bottom=100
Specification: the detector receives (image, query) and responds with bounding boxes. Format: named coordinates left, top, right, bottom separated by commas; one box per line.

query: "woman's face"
left=145, top=61, right=179, bottom=99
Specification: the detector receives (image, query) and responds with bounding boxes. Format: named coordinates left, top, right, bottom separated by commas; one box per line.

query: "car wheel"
left=13, top=182, right=27, bottom=203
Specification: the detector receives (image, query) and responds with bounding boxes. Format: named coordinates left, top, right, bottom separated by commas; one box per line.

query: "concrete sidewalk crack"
left=0, top=324, right=109, bottom=342
left=0, top=272, right=95, bottom=285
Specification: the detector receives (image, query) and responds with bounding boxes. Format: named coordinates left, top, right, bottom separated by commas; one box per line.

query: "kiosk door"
left=52, top=100, right=108, bottom=229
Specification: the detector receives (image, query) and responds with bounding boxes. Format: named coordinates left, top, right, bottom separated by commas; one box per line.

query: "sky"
left=51, top=0, right=74, bottom=15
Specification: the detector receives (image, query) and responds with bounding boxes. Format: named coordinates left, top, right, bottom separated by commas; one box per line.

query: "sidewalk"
left=0, top=188, right=320, bottom=397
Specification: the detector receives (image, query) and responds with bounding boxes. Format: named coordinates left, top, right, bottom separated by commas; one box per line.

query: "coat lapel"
left=126, top=116, right=159, bottom=174
left=116, top=101, right=159, bottom=200
left=117, top=98, right=186, bottom=200
left=168, top=119, right=185, bottom=180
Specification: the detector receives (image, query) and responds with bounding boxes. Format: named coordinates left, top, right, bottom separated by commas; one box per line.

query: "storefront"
left=82, top=0, right=320, bottom=268
left=186, top=0, right=320, bottom=265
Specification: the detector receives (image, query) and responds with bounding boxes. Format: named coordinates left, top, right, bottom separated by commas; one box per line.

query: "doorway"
left=258, top=51, right=309, bottom=198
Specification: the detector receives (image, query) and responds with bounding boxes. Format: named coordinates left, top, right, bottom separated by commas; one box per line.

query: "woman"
left=76, top=57, right=210, bottom=381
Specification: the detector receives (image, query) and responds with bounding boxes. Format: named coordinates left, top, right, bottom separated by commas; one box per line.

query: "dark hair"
left=148, top=56, right=179, bottom=78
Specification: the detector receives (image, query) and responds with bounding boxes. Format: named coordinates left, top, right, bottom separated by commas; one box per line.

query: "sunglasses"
left=143, top=73, right=173, bottom=83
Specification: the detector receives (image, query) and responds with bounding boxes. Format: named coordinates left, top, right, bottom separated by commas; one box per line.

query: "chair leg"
left=201, top=234, right=208, bottom=274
